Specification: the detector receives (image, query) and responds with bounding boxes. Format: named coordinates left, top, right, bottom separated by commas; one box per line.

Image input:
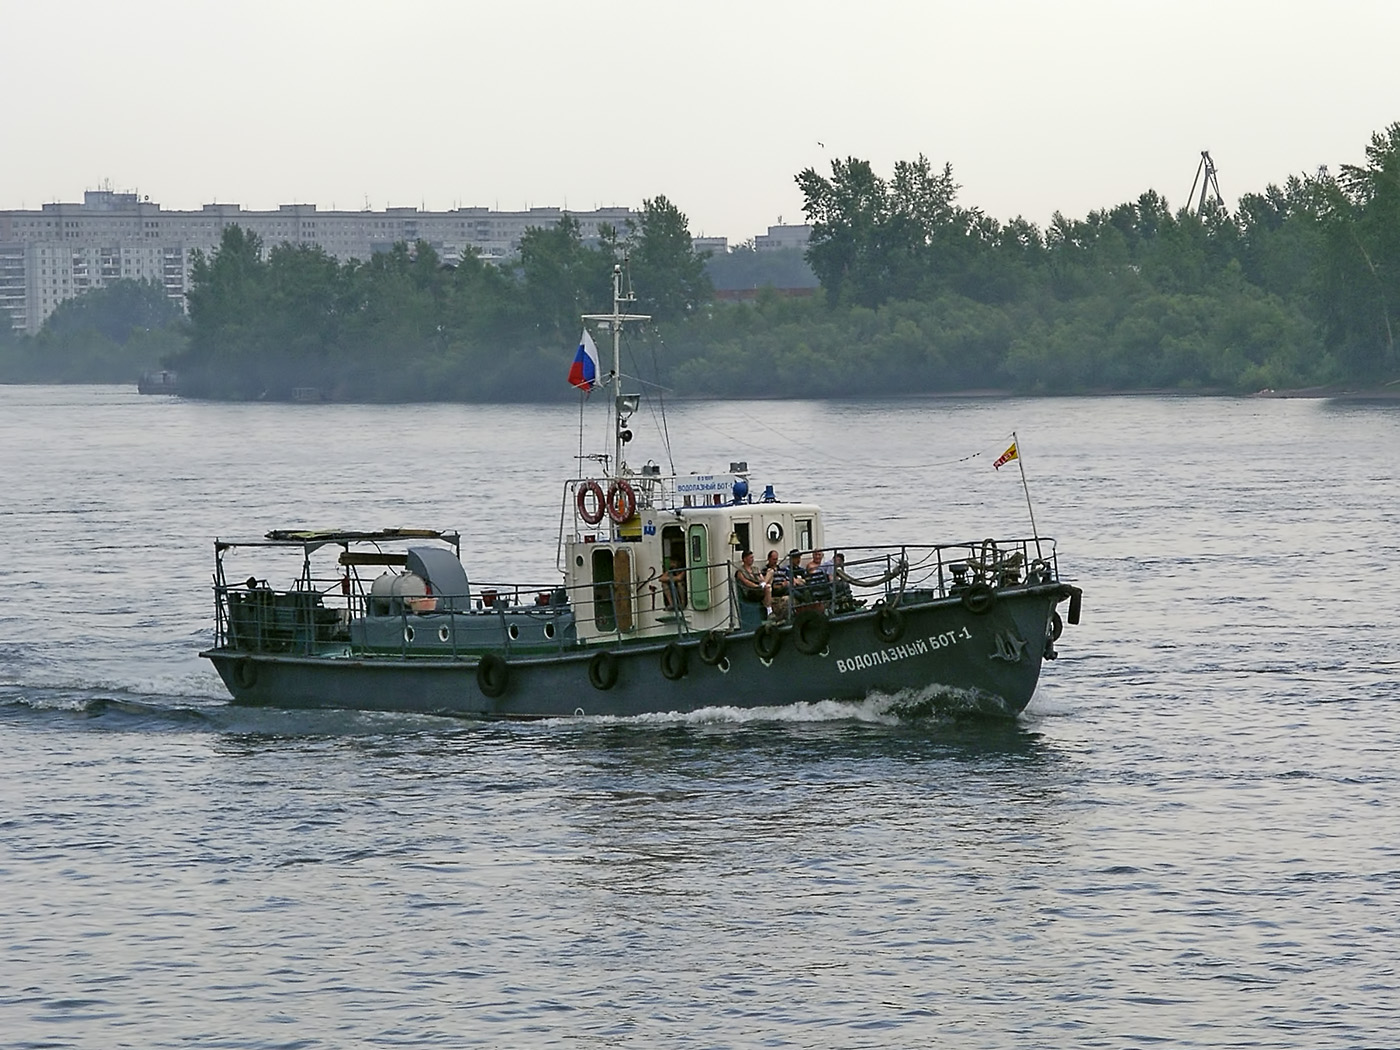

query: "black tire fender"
left=476, top=652, right=509, bottom=698
left=754, top=622, right=782, bottom=661
left=699, top=629, right=728, bottom=665
left=233, top=657, right=258, bottom=689
left=793, top=608, right=831, bottom=655
left=588, top=650, right=619, bottom=690
left=874, top=600, right=905, bottom=644
left=1048, top=609, right=1064, bottom=641
left=660, top=642, right=689, bottom=681
left=961, top=582, right=996, bottom=615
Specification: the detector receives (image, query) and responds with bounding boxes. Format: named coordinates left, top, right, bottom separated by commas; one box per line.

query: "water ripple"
left=1, top=390, right=1398, bottom=1046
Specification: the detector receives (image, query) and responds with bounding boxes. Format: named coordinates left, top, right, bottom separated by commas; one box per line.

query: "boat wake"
left=544, top=683, right=1018, bottom=729
left=0, top=689, right=477, bottom=738
left=0, top=689, right=222, bottom=729
left=1, top=683, right=1019, bottom=737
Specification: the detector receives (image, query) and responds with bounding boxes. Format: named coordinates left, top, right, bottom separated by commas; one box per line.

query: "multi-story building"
left=754, top=223, right=812, bottom=252
left=692, top=236, right=729, bottom=258
left=0, top=242, right=27, bottom=332
left=0, top=190, right=642, bottom=334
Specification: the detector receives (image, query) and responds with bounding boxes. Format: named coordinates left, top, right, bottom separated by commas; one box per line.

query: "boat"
left=201, top=268, right=1083, bottom=719
left=137, top=369, right=179, bottom=395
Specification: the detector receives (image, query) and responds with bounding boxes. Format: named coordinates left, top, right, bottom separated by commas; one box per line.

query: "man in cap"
left=771, top=549, right=808, bottom=617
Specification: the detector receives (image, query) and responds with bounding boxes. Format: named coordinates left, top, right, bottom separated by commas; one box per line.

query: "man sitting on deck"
left=659, top=555, right=688, bottom=611
left=735, top=549, right=772, bottom=617
left=804, top=549, right=833, bottom=602
left=831, top=551, right=860, bottom=612
left=772, top=549, right=808, bottom=618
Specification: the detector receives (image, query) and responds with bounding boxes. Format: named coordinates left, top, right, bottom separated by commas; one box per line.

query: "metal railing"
left=214, top=536, right=1061, bottom=659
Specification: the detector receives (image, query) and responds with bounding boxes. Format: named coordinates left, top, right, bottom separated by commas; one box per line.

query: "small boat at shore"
left=137, top=369, right=179, bottom=395
left=201, top=270, right=1082, bottom=719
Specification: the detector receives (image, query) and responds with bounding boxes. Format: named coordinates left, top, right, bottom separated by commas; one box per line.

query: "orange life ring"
left=606, top=479, right=637, bottom=523
left=576, top=480, right=605, bottom=525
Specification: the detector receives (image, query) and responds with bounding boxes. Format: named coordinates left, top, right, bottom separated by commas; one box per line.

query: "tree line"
left=4, top=125, right=1399, bottom=397
left=0, top=278, right=186, bottom=383
left=169, top=196, right=711, bottom=400
left=762, top=126, right=1400, bottom=393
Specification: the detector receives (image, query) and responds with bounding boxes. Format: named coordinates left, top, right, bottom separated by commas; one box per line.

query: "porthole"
left=403, top=626, right=415, bottom=643
left=766, top=522, right=783, bottom=543
left=438, top=626, right=450, bottom=643
left=544, top=623, right=556, bottom=640
left=508, top=624, right=520, bottom=640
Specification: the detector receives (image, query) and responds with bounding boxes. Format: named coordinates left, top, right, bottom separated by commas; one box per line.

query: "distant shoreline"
left=927, top=384, right=1400, bottom=400
left=5, top=380, right=1400, bottom=402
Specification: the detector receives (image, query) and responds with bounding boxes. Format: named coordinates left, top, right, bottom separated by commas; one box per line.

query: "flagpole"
left=1011, top=430, right=1043, bottom=560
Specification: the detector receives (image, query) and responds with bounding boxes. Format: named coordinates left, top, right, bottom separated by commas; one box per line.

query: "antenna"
left=1188, top=151, right=1224, bottom=214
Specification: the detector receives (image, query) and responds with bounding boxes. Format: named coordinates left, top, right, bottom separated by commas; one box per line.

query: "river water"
left=1, top=385, right=1397, bottom=1048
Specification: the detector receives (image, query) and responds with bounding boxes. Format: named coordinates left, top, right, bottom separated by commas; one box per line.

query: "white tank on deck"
left=368, top=572, right=435, bottom=614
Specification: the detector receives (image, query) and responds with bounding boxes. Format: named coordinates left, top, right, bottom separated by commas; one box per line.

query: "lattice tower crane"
left=1189, top=151, right=1224, bottom=214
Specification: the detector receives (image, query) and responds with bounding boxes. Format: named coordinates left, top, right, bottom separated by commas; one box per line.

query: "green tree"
left=797, top=155, right=989, bottom=307
left=1235, top=178, right=1322, bottom=301
left=1314, top=124, right=1400, bottom=377
left=796, top=157, right=889, bottom=307
left=41, top=278, right=183, bottom=344
left=626, top=195, right=712, bottom=322
left=5, top=279, right=188, bottom=383
left=178, top=225, right=269, bottom=395
left=258, top=242, right=346, bottom=392
left=441, top=248, right=525, bottom=348
left=518, top=215, right=617, bottom=340
left=186, top=225, right=265, bottom=337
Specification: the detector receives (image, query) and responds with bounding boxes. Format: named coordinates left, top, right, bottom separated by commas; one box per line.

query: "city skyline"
left=0, top=188, right=813, bottom=334
left=4, top=0, right=1398, bottom=243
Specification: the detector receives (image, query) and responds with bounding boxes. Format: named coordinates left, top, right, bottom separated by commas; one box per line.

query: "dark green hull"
left=205, top=584, right=1075, bottom=720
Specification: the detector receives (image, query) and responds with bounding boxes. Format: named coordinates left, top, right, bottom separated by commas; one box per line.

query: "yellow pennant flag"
left=993, top=441, right=1018, bottom=470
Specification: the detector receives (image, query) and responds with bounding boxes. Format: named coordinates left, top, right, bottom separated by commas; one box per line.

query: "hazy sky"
left=5, top=0, right=1397, bottom=241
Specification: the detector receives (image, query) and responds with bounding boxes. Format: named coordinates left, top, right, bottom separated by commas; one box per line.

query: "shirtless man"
left=659, top=555, right=687, bottom=610
left=735, top=549, right=772, bottom=614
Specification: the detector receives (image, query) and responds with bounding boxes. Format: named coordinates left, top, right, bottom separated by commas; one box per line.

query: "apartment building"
left=0, top=190, right=641, bottom=334
left=754, top=224, right=812, bottom=252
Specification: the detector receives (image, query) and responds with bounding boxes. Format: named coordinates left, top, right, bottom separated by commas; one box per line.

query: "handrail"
left=213, top=536, right=1061, bottom=656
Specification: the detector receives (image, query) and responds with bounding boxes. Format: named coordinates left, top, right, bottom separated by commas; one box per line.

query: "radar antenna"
left=1188, top=151, right=1224, bottom=214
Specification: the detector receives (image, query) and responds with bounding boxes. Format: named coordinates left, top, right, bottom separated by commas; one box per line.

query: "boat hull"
left=204, top=585, right=1070, bottom=720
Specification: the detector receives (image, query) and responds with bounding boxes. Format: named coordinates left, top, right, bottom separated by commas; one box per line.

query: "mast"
left=582, top=264, right=650, bottom=479
left=1010, top=430, right=1043, bottom=561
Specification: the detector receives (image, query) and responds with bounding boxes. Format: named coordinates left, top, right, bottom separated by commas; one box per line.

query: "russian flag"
left=568, top=329, right=600, bottom=392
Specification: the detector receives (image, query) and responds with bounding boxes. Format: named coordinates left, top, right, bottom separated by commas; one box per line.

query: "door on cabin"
left=687, top=523, right=710, bottom=611
left=660, top=525, right=687, bottom=611
left=591, top=547, right=615, bottom=631
left=612, top=547, right=634, bottom=632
